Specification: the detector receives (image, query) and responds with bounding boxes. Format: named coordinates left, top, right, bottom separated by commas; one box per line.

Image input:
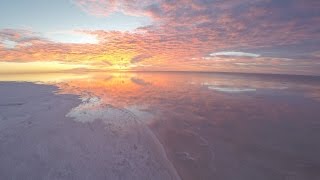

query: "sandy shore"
left=0, top=82, right=180, bottom=180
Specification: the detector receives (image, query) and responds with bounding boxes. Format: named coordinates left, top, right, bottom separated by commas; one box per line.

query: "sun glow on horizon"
left=0, top=61, right=92, bottom=74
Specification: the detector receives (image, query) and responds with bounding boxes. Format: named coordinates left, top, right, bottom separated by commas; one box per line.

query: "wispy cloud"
left=210, top=51, right=260, bottom=58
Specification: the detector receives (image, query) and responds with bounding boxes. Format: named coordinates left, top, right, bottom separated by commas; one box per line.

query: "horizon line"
left=1, top=69, right=319, bottom=78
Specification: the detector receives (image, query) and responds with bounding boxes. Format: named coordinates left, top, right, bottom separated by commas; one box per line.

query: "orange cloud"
left=1, top=0, right=320, bottom=75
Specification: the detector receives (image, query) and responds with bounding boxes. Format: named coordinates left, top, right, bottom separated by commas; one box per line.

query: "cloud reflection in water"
left=53, top=72, right=320, bottom=180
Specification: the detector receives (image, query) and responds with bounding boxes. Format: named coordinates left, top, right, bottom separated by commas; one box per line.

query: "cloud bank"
left=0, top=0, right=320, bottom=75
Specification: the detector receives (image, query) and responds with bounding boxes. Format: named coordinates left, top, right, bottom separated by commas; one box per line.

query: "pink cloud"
left=1, top=0, right=320, bottom=75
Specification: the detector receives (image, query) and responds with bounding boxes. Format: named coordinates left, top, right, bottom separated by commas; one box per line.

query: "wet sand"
left=0, top=82, right=180, bottom=180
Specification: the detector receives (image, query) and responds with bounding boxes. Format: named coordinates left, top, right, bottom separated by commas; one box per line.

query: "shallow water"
left=1, top=72, right=320, bottom=180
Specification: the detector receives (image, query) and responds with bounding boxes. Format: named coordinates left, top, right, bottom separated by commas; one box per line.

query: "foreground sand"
left=0, top=82, right=180, bottom=180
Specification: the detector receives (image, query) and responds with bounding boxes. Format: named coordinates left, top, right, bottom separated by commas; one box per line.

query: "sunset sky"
left=0, top=0, right=319, bottom=75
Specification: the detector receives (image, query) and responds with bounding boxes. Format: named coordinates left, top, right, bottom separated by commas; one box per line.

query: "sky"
left=0, top=0, right=319, bottom=75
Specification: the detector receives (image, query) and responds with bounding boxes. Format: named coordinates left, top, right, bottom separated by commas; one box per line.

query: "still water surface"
left=1, top=72, right=320, bottom=180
